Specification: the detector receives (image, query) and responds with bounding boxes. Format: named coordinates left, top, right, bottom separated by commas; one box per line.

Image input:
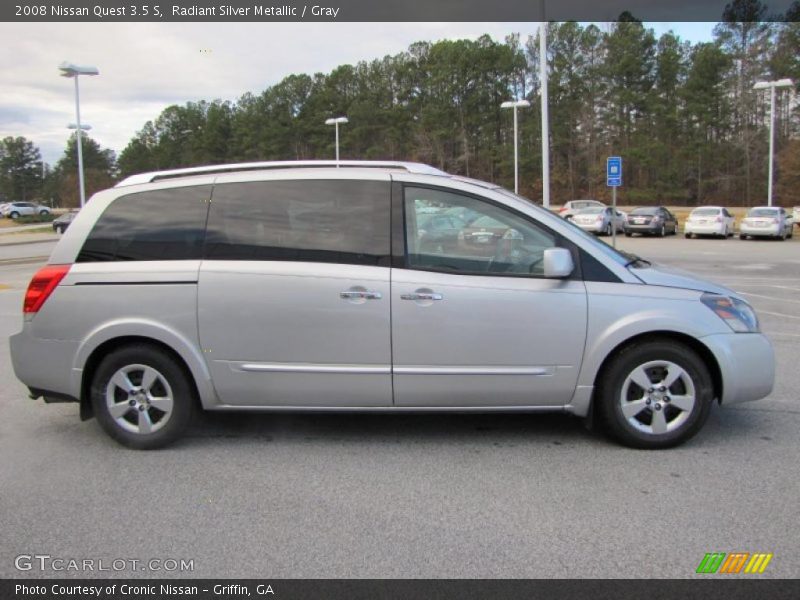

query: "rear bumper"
left=740, top=224, right=781, bottom=237
left=625, top=224, right=660, bottom=234
left=685, top=223, right=726, bottom=236
left=702, top=332, right=775, bottom=405
left=10, top=324, right=81, bottom=401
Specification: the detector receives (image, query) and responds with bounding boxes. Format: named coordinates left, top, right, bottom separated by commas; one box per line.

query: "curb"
left=0, top=256, right=50, bottom=266
left=0, top=238, right=58, bottom=247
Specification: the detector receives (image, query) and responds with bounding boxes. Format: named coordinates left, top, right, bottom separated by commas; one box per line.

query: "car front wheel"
left=91, top=344, right=195, bottom=449
left=597, top=340, right=714, bottom=449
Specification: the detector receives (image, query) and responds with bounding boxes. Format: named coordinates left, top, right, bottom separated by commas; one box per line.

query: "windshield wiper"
left=623, top=254, right=652, bottom=268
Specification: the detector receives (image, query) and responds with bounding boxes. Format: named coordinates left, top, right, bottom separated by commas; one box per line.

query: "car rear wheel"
left=39, top=210, right=49, bottom=216
left=597, top=339, right=714, bottom=449
left=9, top=211, right=19, bottom=219
left=91, top=344, right=195, bottom=449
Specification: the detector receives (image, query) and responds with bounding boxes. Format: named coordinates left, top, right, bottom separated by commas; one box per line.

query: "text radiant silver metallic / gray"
left=9, top=161, right=775, bottom=449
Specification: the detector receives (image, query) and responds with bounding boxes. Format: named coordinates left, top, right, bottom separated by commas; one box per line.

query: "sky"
left=0, top=22, right=716, bottom=166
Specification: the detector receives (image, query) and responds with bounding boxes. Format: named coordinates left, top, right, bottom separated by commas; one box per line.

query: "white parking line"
left=757, top=310, right=800, bottom=320
left=733, top=283, right=800, bottom=292
left=736, top=291, right=800, bottom=304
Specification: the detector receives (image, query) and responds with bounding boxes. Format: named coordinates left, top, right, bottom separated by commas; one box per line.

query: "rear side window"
left=204, top=180, right=390, bottom=266
left=77, top=186, right=211, bottom=262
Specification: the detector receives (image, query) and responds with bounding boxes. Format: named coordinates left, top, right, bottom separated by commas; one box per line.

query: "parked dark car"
left=52, top=210, right=79, bottom=234
left=624, top=206, right=678, bottom=237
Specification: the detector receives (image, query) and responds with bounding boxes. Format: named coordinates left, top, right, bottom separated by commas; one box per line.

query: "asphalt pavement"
left=0, top=234, right=797, bottom=579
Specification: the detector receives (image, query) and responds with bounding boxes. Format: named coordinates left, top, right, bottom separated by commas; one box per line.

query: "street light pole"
left=539, top=12, right=550, bottom=208
left=500, top=100, right=531, bottom=194
left=324, top=117, right=348, bottom=166
left=59, top=62, right=99, bottom=207
left=753, top=78, right=793, bottom=207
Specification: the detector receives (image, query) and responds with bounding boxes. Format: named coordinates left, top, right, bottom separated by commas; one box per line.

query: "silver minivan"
left=10, top=161, right=775, bottom=449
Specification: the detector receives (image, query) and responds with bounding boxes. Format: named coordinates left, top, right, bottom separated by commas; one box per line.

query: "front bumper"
left=702, top=332, right=775, bottom=404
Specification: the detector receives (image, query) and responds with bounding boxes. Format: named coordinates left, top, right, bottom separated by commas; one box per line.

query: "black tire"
left=597, top=339, right=714, bottom=449
left=91, top=344, right=195, bottom=449
left=684, top=232, right=691, bottom=239
left=739, top=234, right=748, bottom=240
left=39, top=210, right=49, bottom=216
left=624, top=231, right=632, bottom=237
left=605, top=224, right=612, bottom=236
left=659, top=225, right=666, bottom=237
left=9, top=211, right=19, bottom=219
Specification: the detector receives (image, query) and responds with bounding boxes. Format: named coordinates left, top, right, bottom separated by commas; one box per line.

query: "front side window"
left=77, top=186, right=211, bottom=262
left=204, top=179, right=390, bottom=266
left=404, top=186, right=556, bottom=277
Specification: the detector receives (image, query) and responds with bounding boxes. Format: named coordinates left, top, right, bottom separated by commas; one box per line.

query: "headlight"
left=701, top=293, right=760, bottom=333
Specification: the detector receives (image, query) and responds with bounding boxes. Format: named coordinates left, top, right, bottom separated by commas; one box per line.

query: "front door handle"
left=340, top=290, right=382, bottom=300
left=400, top=292, right=443, bottom=301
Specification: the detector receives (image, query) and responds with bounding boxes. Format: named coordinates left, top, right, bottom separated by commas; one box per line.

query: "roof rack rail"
left=115, top=160, right=448, bottom=187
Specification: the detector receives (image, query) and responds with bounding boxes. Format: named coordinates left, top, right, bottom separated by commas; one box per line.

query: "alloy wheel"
left=619, top=360, right=696, bottom=436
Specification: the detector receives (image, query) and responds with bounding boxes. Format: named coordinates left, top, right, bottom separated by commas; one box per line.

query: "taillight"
left=771, top=218, right=779, bottom=224
left=596, top=215, right=604, bottom=221
left=559, top=207, right=568, bottom=213
left=715, top=216, right=722, bottom=223
left=23, top=264, right=70, bottom=314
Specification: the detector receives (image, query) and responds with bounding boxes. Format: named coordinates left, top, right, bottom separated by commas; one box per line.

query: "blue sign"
left=607, top=156, right=622, bottom=187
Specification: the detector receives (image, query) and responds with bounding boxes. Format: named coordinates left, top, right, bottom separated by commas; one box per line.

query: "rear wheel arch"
left=80, top=336, right=202, bottom=421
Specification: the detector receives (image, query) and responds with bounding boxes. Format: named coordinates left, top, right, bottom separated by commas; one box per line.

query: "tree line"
left=2, top=0, right=799, bottom=208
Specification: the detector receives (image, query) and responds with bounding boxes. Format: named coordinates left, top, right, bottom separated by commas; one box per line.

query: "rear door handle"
left=340, top=290, right=382, bottom=300
left=401, top=292, right=443, bottom=301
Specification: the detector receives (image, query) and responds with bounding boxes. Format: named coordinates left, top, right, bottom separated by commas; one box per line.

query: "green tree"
left=0, top=136, right=43, bottom=201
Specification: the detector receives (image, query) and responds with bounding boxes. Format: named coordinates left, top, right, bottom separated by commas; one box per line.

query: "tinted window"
left=405, top=186, right=557, bottom=277
left=631, top=207, right=657, bottom=215
left=77, top=186, right=211, bottom=262
left=204, top=180, right=390, bottom=266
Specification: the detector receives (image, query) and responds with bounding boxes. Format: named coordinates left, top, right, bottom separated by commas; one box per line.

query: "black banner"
left=3, top=579, right=800, bottom=600
left=4, top=0, right=799, bottom=22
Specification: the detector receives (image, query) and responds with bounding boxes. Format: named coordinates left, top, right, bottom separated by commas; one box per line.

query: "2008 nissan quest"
left=10, top=161, right=775, bottom=449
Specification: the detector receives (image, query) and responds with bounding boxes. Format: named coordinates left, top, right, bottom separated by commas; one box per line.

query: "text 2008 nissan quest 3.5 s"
left=10, top=161, right=774, bottom=449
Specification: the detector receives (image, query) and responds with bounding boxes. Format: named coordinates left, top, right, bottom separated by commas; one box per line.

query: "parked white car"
left=739, top=206, right=794, bottom=240
left=793, top=206, right=800, bottom=228
left=558, top=200, right=606, bottom=220
left=1, top=201, right=51, bottom=219
left=684, top=206, right=736, bottom=239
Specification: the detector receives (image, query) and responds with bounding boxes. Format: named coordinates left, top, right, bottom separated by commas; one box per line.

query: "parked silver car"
left=10, top=161, right=775, bottom=450
left=739, top=206, right=794, bottom=240
left=571, top=206, right=625, bottom=236
left=1, top=201, right=51, bottom=219
left=557, top=199, right=605, bottom=220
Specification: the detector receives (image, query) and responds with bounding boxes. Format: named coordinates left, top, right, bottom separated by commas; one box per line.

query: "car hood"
left=631, top=263, right=735, bottom=296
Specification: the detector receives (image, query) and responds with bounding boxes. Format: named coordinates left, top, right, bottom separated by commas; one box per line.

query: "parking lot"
left=0, top=233, right=798, bottom=578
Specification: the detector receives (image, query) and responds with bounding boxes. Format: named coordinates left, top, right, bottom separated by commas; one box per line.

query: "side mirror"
left=543, top=247, right=574, bottom=279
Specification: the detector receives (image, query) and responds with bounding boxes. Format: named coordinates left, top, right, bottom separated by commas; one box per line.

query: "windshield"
left=747, top=208, right=778, bottom=217
left=630, top=207, right=658, bottom=215
left=691, top=208, right=720, bottom=216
